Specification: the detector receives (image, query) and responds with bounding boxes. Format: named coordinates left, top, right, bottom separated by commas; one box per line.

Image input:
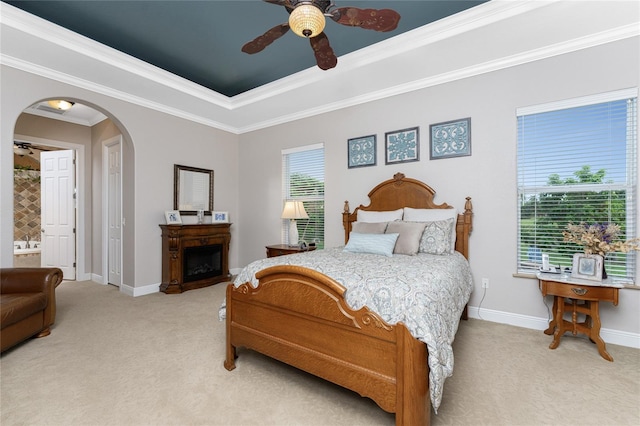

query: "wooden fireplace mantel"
left=159, top=223, right=231, bottom=293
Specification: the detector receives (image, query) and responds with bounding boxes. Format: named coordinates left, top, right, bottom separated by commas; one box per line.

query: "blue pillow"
left=343, top=232, right=399, bottom=257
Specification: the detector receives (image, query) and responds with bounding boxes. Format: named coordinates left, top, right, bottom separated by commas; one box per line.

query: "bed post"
left=395, top=325, right=430, bottom=426
left=224, top=284, right=237, bottom=371
left=342, top=200, right=352, bottom=244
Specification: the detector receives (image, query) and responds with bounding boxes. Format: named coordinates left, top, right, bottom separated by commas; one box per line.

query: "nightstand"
left=266, top=244, right=316, bottom=258
left=537, top=272, right=621, bottom=361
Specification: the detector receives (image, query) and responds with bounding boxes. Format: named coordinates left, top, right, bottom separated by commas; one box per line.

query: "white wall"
left=0, top=66, right=240, bottom=291
left=237, top=37, right=640, bottom=343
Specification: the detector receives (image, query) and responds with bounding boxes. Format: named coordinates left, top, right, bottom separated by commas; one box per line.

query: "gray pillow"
left=385, top=221, right=427, bottom=255
left=352, top=221, right=388, bottom=234
left=418, top=218, right=456, bottom=254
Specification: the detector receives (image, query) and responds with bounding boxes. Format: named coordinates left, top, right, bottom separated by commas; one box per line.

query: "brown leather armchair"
left=1, top=267, right=63, bottom=353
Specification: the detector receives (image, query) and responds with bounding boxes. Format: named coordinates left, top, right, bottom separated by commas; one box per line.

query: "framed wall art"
left=347, top=135, right=376, bottom=168
left=384, top=127, right=419, bottom=165
left=571, top=253, right=603, bottom=281
left=430, top=117, right=471, bottom=159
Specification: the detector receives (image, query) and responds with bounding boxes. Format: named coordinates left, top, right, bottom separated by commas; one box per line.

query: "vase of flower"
left=563, top=222, right=640, bottom=279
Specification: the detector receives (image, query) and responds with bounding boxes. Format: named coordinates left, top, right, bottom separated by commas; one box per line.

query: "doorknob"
left=41, top=229, right=45, bottom=233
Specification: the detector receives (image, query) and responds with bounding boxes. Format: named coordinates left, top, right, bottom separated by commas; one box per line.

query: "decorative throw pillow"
left=352, top=221, right=388, bottom=234
left=404, top=207, right=457, bottom=250
left=343, top=232, right=399, bottom=257
left=418, top=218, right=456, bottom=255
left=385, top=221, right=427, bottom=255
left=356, top=208, right=403, bottom=223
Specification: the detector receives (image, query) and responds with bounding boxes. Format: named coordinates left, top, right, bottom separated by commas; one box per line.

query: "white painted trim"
left=91, top=273, right=104, bottom=284
left=0, top=55, right=238, bottom=134
left=120, top=282, right=160, bottom=297
left=14, top=134, right=88, bottom=280
left=467, top=306, right=640, bottom=349
left=239, top=24, right=640, bottom=133
left=2, top=1, right=637, bottom=134
left=102, top=135, right=123, bottom=287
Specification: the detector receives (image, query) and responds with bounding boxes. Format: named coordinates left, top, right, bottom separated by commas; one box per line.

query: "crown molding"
left=237, top=23, right=640, bottom=133
left=2, top=1, right=638, bottom=134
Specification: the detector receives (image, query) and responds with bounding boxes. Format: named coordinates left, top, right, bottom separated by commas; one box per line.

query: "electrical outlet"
left=482, top=278, right=489, bottom=289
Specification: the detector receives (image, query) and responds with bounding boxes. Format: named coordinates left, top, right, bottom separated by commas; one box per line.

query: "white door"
left=41, top=149, right=76, bottom=280
left=107, top=141, right=122, bottom=286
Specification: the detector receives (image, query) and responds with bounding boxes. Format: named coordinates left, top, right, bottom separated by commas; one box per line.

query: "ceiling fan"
left=14, top=142, right=53, bottom=156
left=242, top=0, right=401, bottom=70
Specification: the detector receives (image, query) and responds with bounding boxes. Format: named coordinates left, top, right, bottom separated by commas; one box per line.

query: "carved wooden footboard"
left=225, top=265, right=430, bottom=425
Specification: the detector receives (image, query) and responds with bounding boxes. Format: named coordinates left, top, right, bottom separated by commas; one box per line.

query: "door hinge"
left=73, top=262, right=76, bottom=268
left=73, top=228, right=76, bottom=234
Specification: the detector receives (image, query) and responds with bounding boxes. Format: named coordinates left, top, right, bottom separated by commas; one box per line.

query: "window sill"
left=513, top=272, right=639, bottom=289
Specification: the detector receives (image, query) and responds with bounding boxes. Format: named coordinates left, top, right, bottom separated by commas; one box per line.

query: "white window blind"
left=517, top=90, right=638, bottom=280
left=282, top=144, right=325, bottom=247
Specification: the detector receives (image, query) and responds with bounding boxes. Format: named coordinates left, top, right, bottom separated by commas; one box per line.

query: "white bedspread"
left=218, top=247, right=473, bottom=412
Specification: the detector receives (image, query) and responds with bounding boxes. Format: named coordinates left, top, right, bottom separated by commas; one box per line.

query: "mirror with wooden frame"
left=174, top=164, right=214, bottom=215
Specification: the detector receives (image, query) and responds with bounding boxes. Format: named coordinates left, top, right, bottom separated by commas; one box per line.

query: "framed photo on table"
left=571, top=253, right=603, bottom=281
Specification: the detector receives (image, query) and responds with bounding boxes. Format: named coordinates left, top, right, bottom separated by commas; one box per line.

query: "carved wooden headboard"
left=342, top=173, right=473, bottom=259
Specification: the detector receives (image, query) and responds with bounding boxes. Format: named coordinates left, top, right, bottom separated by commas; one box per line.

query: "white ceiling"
left=1, top=1, right=638, bottom=133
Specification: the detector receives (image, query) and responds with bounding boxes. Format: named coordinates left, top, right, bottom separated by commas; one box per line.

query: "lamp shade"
left=288, top=3, right=325, bottom=38
left=281, top=201, right=309, bottom=219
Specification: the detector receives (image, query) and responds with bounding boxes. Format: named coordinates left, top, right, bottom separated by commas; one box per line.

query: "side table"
left=537, top=272, right=620, bottom=361
left=266, top=244, right=317, bottom=258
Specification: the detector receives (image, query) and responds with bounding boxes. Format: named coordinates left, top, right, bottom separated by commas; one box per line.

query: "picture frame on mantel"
left=212, top=211, right=229, bottom=223
left=165, top=210, right=182, bottom=225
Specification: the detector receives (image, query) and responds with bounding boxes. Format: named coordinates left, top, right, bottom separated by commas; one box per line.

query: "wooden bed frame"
left=225, top=173, right=473, bottom=425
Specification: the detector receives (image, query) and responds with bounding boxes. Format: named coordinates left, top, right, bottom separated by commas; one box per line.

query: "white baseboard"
left=120, top=282, right=160, bottom=297
left=468, top=306, right=640, bottom=349
left=91, top=273, right=103, bottom=283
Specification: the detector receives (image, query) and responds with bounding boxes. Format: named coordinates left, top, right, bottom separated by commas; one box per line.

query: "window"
left=282, top=144, right=325, bottom=248
left=517, top=89, right=637, bottom=280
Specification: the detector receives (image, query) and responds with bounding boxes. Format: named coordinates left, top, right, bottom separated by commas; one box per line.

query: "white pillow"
left=343, top=232, right=399, bottom=257
left=357, top=208, right=403, bottom=223
left=403, top=207, right=457, bottom=221
left=403, top=207, right=457, bottom=250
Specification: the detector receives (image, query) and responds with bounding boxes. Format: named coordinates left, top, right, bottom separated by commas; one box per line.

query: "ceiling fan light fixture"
left=14, top=145, right=32, bottom=156
left=47, top=99, right=75, bottom=111
left=289, top=3, right=325, bottom=38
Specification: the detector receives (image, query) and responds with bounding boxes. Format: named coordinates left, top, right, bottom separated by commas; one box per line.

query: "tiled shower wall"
left=14, top=169, right=41, bottom=244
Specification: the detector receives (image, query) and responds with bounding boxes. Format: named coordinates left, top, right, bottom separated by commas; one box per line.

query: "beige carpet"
left=1, top=280, right=638, bottom=426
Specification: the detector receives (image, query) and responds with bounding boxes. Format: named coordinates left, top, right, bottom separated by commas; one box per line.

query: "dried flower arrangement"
left=563, top=222, right=640, bottom=256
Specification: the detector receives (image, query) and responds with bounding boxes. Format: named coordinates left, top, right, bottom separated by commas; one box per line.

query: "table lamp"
left=281, top=201, right=309, bottom=246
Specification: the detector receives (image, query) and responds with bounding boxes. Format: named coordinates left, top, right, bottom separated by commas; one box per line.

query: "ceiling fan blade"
left=241, top=23, right=290, bottom=55
left=329, top=7, right=400, bottom=32
left=263, top=0, right=293, bottom=8
left=310, top=32, right=337, bottom=70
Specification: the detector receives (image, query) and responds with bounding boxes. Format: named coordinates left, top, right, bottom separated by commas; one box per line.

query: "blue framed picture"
left=384, top=127, right=419, bottom=165
left=348, top=135, right=376, bottom=168
left=430, top=118, right=471, bottom=159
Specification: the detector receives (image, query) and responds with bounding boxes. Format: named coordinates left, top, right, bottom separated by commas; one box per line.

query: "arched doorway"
left=12, top=98, right=135, bottom=289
